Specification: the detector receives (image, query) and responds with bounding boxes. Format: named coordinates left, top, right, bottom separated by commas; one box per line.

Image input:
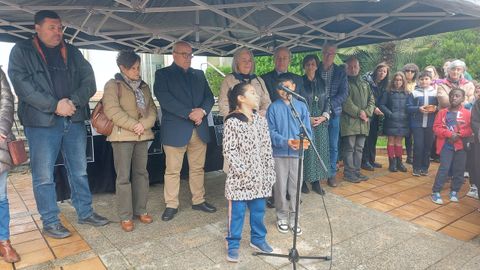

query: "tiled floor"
left=331, top=156, right=480, bottom=242
left=1, top=171, right=106, bottom=270
left=1, top=156, right=479, bottom=269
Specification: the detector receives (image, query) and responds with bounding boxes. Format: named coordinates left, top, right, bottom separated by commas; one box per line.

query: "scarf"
left=120, top=73, right=147, bottom=117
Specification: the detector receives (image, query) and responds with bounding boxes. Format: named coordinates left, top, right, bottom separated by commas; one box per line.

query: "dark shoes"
left=327, top=177, right=337, bottom=187
left=162, top=207, right=178, bottom=221
left=343, top=176, right=361, bottom=183
left=301, top=182, right=310, bottom=194
left=361, top=162, right=375, bottom=171
left=192, top=202, right=217, bottom=213
left=372, top=162, right=382, bottom=168
left=78, top=212, right=109, bottom=227
left=311, top=181, right=325, bottom=195
left=388, top=158, right=398, bottom=172
left=406, top=156, right=413, bottom=164
left=356, top=173, right=369, bottom=181
left=396, top=157, right=407, bottom=172
left=0, top=240, right=20, bottom=263
left=412, top=169, right=421, bottom=177
left=42, top=223, right=72, bottom=239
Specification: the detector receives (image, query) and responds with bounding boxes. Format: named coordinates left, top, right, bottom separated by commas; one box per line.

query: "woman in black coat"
left=378, top=71, right=410, bottom=172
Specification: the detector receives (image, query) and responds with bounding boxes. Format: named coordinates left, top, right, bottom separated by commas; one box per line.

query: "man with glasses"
left=8, top=10, right=109, bottom=239
left=261, top=47, right=304, bottom=102
left=154, top=41, right=216, bottom=221
left=319, top=42, right=349, bottom=187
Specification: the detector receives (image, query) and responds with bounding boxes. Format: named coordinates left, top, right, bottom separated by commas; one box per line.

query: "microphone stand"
left=253, top=95, right=331, bottom=269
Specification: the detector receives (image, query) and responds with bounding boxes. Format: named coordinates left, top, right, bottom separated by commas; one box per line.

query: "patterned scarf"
left=120, top=73, right=147, bottom=117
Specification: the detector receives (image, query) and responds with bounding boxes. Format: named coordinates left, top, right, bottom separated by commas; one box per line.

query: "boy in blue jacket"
left=267, top=74, right=312, bottom=235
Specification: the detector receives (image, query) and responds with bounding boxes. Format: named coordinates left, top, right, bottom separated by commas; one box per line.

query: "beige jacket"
left=437, top=79, right=475, bottom=109
left=103, top=77, right=157, bottom=142
left=218, top=74, right=271, bottom=117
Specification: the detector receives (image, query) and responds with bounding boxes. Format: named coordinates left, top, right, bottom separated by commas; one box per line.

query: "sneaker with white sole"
left=466, top=185, right=479, bottom=199
left=276, top=220, right=289, bottom=234
left=431, top=192, right=443, bottom=205
left=250, top=242, right=273, bottom=253
left=226, top=249, right=239, bottom=262
left=449, top=191, right=459, bottom=202
left=289, top=222, right=303, bottom=235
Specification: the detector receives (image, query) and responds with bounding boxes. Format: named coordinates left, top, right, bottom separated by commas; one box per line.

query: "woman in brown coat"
left=103, top=51, right=157, bottom=232
left=0, top=67, right=20, bottom=263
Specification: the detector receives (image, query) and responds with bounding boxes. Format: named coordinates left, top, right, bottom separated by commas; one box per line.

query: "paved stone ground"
left=47, top=170, right=480, bottom=270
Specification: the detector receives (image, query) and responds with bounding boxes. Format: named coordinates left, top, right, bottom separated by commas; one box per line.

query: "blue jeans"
left=432, top=144, right=467, bottom=193
left=328, top=115, right=340, bottom=178
left=0, top=171, right=9, bottom=240
left=226, top=198, right=267, bottom=250
left=25, top=117, right=93, bottom=227
left=412, top=127, right=434, bottom=171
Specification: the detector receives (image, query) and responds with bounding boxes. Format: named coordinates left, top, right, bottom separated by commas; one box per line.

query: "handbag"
left=7, top=121, right=27, bottom=165
left=91, top=82, right=120, bottom=136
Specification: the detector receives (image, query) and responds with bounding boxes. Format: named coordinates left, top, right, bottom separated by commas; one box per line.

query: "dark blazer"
left=261, top=70, right=304, bottom=102
left=154, top=63, right=214, bottom=147
left=300, top=75, right=330, bottom=117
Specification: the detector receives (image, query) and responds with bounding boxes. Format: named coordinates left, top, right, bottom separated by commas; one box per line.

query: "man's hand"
left=374, top=107, right=384, bottom=116
left=189, top=108, right=205, bottom=123
left=419, top=106, right=428, bottom=113
left=133, top=123, right=145, bottom=135
left=55, top=98, right=76, bottom=117
left=359, top=110, right=368, bottom=122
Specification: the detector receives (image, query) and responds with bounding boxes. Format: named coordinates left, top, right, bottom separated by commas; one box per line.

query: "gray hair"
left=448, top=59, right=467, bottom=72
left=273, top=46, right=292, bottom=61
left=172, top=41, right=192, bottom=52
left=231, top=48, right=255, bottom=75
left=322, top=41, right=338, bottom=52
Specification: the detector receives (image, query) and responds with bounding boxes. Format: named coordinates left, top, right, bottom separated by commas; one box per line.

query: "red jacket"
left=433, top=107, right=472, bottom=154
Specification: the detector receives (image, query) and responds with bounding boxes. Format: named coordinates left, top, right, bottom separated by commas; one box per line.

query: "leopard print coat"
left=223, top=113, right=276, bottom=201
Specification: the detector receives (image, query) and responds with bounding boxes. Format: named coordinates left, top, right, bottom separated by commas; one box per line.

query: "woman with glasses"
left=103, top=51, right=157, bottom=232
left=218, top=48, right=271, bottom=118
left=402, top=63, right=420, bottom=164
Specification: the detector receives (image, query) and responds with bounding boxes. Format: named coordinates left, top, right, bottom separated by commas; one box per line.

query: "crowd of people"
left=0, top=9, right=479, bottom=265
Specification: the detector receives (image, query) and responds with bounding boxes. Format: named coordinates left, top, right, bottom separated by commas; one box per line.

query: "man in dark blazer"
left=154, top=41, right=216, bottom=221
left=261, top=47, right=304, bottom=102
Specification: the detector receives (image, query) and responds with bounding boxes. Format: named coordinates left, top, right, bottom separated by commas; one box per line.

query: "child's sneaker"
left=449, top=191, right=459, bottom=202
left=289, top=222, right=303, bottom=235
left=276, top=220, right=289, bottom=234
left=420, top=169, right=429, bottom=176
left=466, top=185, right=479, bottom=199
left=412, top=169, right=421, bottom=177
left=250, top=242, right=273, bottom=253
left=431, top=192, right=443, bottom=205
left=226, top=249, right=239, bottom=262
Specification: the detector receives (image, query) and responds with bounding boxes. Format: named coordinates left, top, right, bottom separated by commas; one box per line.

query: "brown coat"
left=103, top=77, right=157, bottom=142
left=0, top=67, right=15, bottom=174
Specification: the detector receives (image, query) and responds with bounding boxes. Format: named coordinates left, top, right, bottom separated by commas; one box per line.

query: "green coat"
left=340, top=75, right=375, bottom=136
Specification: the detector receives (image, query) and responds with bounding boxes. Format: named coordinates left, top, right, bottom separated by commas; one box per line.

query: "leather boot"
left=0, top=240, right=20, bottom=263
left=388, top=158, right=397, bottom=172
left=396, top=157, right=407, bottom=172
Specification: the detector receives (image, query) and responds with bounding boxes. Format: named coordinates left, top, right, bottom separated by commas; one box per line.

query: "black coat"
left=261, top=70, right=303, bottom=102
left=8, top=37, right=96, bottom=127
left=378, top=90, right=409, bottom=136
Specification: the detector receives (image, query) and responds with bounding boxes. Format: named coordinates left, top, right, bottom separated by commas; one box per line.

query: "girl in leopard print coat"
left=223, top=82, right=276, bottom=262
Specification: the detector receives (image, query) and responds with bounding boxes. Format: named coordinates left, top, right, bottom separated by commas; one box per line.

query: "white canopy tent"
left=0, top=0, right=479, bottom=56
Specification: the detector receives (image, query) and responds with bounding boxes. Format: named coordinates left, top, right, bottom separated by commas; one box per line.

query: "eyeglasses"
left=173, top=51, right=194, bottom=58
left=404, top=70, right=415, bottom=73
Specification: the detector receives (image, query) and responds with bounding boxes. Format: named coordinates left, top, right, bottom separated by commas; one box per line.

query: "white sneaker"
left=276, top=220, right=289, bottom=234
left=289, top=222, right=303, bottom=235
left=466, top=185, right=479, bottom=199
left=464, top=172, right=470, bottom=178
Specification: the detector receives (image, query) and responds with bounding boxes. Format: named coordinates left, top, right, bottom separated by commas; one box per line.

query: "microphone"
left=278, top=84, right=307, bottom=102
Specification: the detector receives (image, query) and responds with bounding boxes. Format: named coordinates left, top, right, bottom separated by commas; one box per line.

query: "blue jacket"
left=154, top=63, right=214, bottom=147
left=317, top=63, right=349, bottom=118
left=266, top=98, right=312, bottom=158
left=406, top=86, right=438, bottom=128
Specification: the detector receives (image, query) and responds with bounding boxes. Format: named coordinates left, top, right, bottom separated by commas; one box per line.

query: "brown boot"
left=0, top=240, right=20, bottom=263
